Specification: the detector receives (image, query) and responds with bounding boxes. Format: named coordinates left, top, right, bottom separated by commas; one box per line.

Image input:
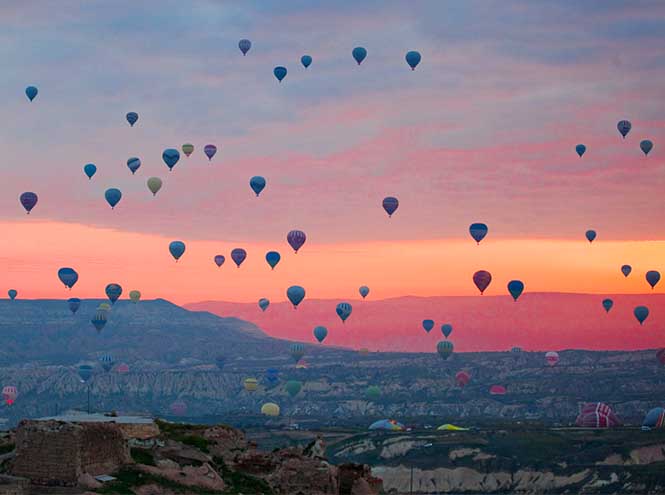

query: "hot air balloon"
left=231, top=248, right=247, bottom=268
left=170, top=401, right=187, bottom=416
left=162, top=148, right=180, bottom=171
left=422, top=319, right=434, bottom=333
left=261, top=402, right=280, bottom=417
left=238, top=39, right=251, bottom=56
left=265, top=251, right=280, bottom=270
left=100, top=353, right=114, bottom=372
left=126, top=112, right=138, bottom=127
left=68, top=297, right=81, bottom=314
left=455, top=371, right=471, bottom=388
left=58, top=268, right=79, bottom=289
left=78, top=364, right=93, bottom=383
left=214, top=255, right=225, bottom=267
left=352, top=47, right=367, bottom=65
left=646, top=270, right=661, bottom=289
left=617, top=120, right=631, bottom=138
left=545, top=351, right=560, bottom=367
left=116, top=363, right=129, bottom=373
left=287, top=230, right=306, bottom=253
left=244, top=378, right=258, bottom=392
left=381, top=196, right=400, bottom=218
left=634, top=306, right=649, bottom=325
left=265, top=368, right=279, bottom=386
left=2, top=386, right=17, bottom=406
left=147, top=177, right=162, bottom=196
left=91, top=308, right=108, bottom=333
left=366, top=385, right=381, bottom=401
left=182, top=143, right=194, bottom=157
left=285, top=380, right=302, bottom=398
left=7, top=290, right=17, bottom=301
left=511, top=346, right=522, bottom=353
left=437, top=341, right=454, bottom=360
left=127, top=157, right=141, bottom=175
left=473, top=270, right=492, bottom=294
left=441, top=324, right=453, bottom=338
left=215, top=356, right=226, bottom=370
left=169, top=241, right=186, bottom=262
left=99, top=303, right=111, bottom=311
left=273, top=66, right=287, bottom=82
left=204, top=144, right=217, bottom=161
left=369, top=419, right=405, bottom=431
left=247, top=176, right=267, bottom=197
left=489, top=385, right=507, bottom=396
left=656, top=349, right=665, bottom=366
left=84, top=163, right=97, bottom=180
left=129, top=290, right=141, bottom=303
left=25, top=86, right=38, bottom=101
left=258, top=298, right=270, bottom=312
left=405, top=50, right=421, bottom=70
left=19, top=192, right=38, bottom=214
left=507, top=280, right=524, bottom=301
left=359, top=286, right=370, bottom=299
left=105, top=188, right=122, bottom=209
left=602, top=298, right=614, bottom=313
left=469, top=223, right=488, bottom=244
left=336, top=302, right=352, bottom=323
left=289, top=343, right=305, bottom=363
left=105, top=283, right=122, bottom=304
left=313, top=326, right=328, bottom=343
left=642, top=408, right=665, bottom=429
left=575, top=144, right=586, bottom=157
left=301, top=55, right=312, bottom=68
left=576, top=403, right=621, bottom=428
left=640, top=140, right=653, bottom=156
left=621, top=265, right=632, bottom=277
left=585, top=230, right=597, bottom=243
left=287, top=286, right=306, bottom=308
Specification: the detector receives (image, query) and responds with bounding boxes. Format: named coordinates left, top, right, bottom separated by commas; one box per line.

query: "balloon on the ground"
left=8, top=290, right=17, bottom=301
left=147, top=177, right=162, bottom=196
left=507, top=280, right=524, bottom=301
left=127, top=157, right=141, bottom=174
left=238, top=39, right=251, bottom=55
left=169, top=241, right=186, bottom=261
left=405, top=51, right=421, bottom=70
left=126, top=112, right=138, bottom=127
left=204, top=144, right=217, bottom=160
left=129, top=290, right=141, bottom=303
left=382, top=197, right=399, bottom=217
left=301, top=55, right=312, bottom=68
left=68, top=298, right=81, bottom=314
left=265, top=251, right=280, bottom=270
left=336, top=302, right=352, bottom=323
left=646, top=270, right=661, bottom=289
left=640, top=139, right=653, bottom=156
left=602, top=298, right=613, bottom=313
left=84, top=163, right=97, bottom=180
left=575, top=144, right=586, bottom=157
left=313, top=326, right=328, bottom=343
left=231, top=248, right=247, bottom=267
left=473, top=270, right=492, bottom=294
left=182, top=143, right=194, bottom=157
left=576, top=403, right=621, bottom=428
left=105, top=188, right=122, bottom=209
left=469, top=223, right=488, bottom=244
left=437, top=340, right=454, bottom=360
left=352, top=47, right=367, bottom=65
left=359, top=286, right=370, bottom=299
left=545, top=351, right=559, bottom=367
left=214, top=255, right=225, bottom=267
left=422, top=319, right=434, bottom=333
left=19, top=192, right=38, bottom=214
left=369, top=419, right=404, bottom=431
left=162, top=148, right=180, bottom=171
left=287, top=286, right=306, bottom=308
left=273, top=66, right=287, bottom=82
left=258, top=298, right=270, bottom=312
left=643, top=408, right=665, bottom=429
left=105, top=283, right=122, bottom=304
left=585, top=230, right=597, bottom=243
left=617, top=120, right=631, bottom=138
left=250, top=176, right=266, bottom=197
left=634, top=306, right=649, bottom=325
left=441, top=324, right=453, bottom=338
left=58, top=268, right=79, bottom=289
left=621, top=265, right=632, bottom=277
left=25, top=86, right=38, bottom=101
left=287, top=230, right=307, bottom=253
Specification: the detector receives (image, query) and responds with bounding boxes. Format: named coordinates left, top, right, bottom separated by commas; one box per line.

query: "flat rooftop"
left=36, top=413, right=154, bottom=424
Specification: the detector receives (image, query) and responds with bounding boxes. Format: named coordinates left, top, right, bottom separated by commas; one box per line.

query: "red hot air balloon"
left=489, top=385, right=506, bottom=396
left=2, top=386, right=17, bottom=406
left=473, top=270, right=492, bottom=294
left=455, top=371, right=470, bottom=388
left=575, top=403, right=622, bottom=428
left=545, top=351, right=560, bottom=367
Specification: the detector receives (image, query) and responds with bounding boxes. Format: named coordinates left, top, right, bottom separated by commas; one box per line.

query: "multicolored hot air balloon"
left=643, top=408, right=665, bottom=429
left=84, top=163, right=97, bottom=180
left=2, top=386, right=17, bottom=406
left=469, top=223, right=488, bottom=244
left=473, top=270, right=492, bottom=294
left=602, top=298, right=614, bottom=313
left=238, top=39, right=251, bottom=56
left=634, top=306, right=649, bottom=325
left=576, top=403, right=621, bottom=428
left=182, top=143, right=194, bottom=157
left=352, top=47, right=367, bottom=65
left=25, top=86, right=38, bottom=101
left=336, top=302, right=352, bottom=323
left=640, top=139, right=653, bottom=156
left=289, top=343, right=305, bottom=363
left=646, top=270, right=661, bottom=289
left=258, top=298, right=270, bottom=312
left=301, top=55, right=312, bottom=68
left=68, top=297, right=81, bottom=314
left=250, top=176, right=266, bottom=197
left=265, top=251, right=280, bottom=270
left=313, top=326, right=328, bottom=343
left=545, top=351, right=560, bottom=367
left=147, top=177, right=162, bottom=196
left=359, top=286, right=370, bottom=299
left=78, top=364, right=93, bottom=383
left=273, top=66, right=287, bottom=82
left=287, top=230, right=307, bottom=253
left=244, top=378, right=258, bottom=392
left=204, top=144, right=217, bottom=161
left=126, top=112, right=138, bottom=127
left=100, top=353, right=114, bottom=372
left=621, top=265, right=632, bottom=277
left=285, top=380, right=302, bottom=398
left=507, top=280, right=524, bottom=301
left=575, top=144, right=586, bottom=157
left=422, top=319, right=434, bottom=333
left=366, top=385, right=381, bottom=401
left=261, top=402, right=280, bottom=417
left=441, top=324, right=453, bottom=338
left=231, top=248, right=247, bottom=268
left=19, top=192, right=38, bottom=214
left=287, top=286, right=306, bottom=308
left=455, top=371, right=471, bottom=388
left=369, top=419, right=405, bottom=431
left=105, top=188, right=122, bottom=209
left=58, top=268, right=79, bottom=289
left=127, top=157, right=141, bottom=174
left=405, top=50, right=421, bottom=70
left=585, top=230, right=597, bottom=243
left=105, top=283, right=122, bottom=304
left=617, top=120, right=631, bottom=138
left=91, top=307, right=108, bottom=333
left=8, top=290, right=17, bottom=301
left=382, top=197, right=399, bottom=217
left=437, top=341, right=454, bottom=360
left=214, top=255, right=225, bottom=267
left=169, top=241, right=186, bottom=262
left=162, top=148, right=180, bottom=171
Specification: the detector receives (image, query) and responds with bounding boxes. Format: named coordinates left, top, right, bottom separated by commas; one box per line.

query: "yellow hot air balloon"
left=129, top=290, right=141, bottom=303
left=147, top=177, right=163, bottom=196
left=244, top=378, right=258, bottom=392
left=261, top=402, right=280, bottom=417
left=98, top=303, right=111, bottom=311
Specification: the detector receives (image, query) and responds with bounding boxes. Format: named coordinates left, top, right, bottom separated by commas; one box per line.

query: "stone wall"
left=117, top=422, right=159, bottom=440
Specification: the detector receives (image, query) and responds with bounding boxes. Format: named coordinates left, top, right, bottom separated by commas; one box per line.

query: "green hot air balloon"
left=147, top=177, right=163, bottom=196
left=285, top=380, right=302, bottom=398
left=366, top=385, right=381, bottom=401
left=182, top=143, right=194, bottom=157
left=437, top=341, right=454, bottom=360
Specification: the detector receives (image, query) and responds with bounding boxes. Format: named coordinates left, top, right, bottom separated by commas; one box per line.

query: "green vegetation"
left=155, top=419, right=211, bottom=453
left=213, top=457, right=275, bottom=495
left=130, top=447, right=156, bottom=466
left=95, top=467, right=224, bottom=494
left=0, top=443, right=15, bottom=455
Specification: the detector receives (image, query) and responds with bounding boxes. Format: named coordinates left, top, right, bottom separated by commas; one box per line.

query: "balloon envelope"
left=231, top=248, right=247, bottom=267
left=657, top=349, right=665, bottom=366
left=25, top=86, right=38, bottom=101
left=634, top=306, right=649, bottom=325
left=68, top=298, right=81, bottom=314
left=147, top=177, right=162, bottom=196
left=261, top=402, right=280, bottom=417
left=244, top=378, right=258, bottom=392
left=58, top=268, right=79, bottom=289
left=646, top=270, right=661, bottom=289
left=585, top=230, right=597, bottom=243
left=91, top=308, right=108, bottom=332
left=84, top=163, right=97, bottom=179
left=545, top=351, right=559, bottom=367
left=204, top=144, right=217, bottom=160
left=405, top=50, right=421, bottom=70
left=265, top=251, right=280, bottom=269
left=2, top=386, right=17, bottom=405
left=640, top=140, right=653, bottom=156
left=336, top=302, right=353, bottom=323
left=169, top=241, right=186, bottom=261
left=617, top=120, right=631, bottom=138
left=127, top=157, right=141, bottom=174
left=182, top=143, right=194, bottom=157
left=238, top=38, right=251, bottom=55
left=359, top=286, right=370, bottom=299
left=382, top=197, right=399, bottom=217
left=287, top=286, right=306, bottom=308
left=126, top=112, right=138, bottom=126
left=366, top=385, right=381, bottom=401
left=507, top=280, right=524, bottom=301
left=437, top=340, right=454, bottom=360
left=274, top=66, right=287, bottom=82
left=473, top=270, right=492, bottom=294
left=287, top=230, right=307, bottom=253
left=100, top=353, right=114, bottom=372
left=441, top=324, right=453, bottom=338
left=352, top=47, right=367, bottom=65
left=455, top=371, right=471, bottom=388
left=422, top=319, right=434, bottom=333
left=301, top=55, right=312, bottom=68
left=214, top=255, right=225, bottom=267
left=285, top=380, right=302, bottom=397
left=575, top=144, right=586, bottom=157
left=250, top=176, right=266, bottom=196
left=313, top=326, right=328, bottom=343
left=258, top=298, right=270, bottom=312
left=19, top=192, right=38, bottom=214
left=621, top=265, right=632, bottom=277
left=289, top=343, right=305, bottom=363
left=602, top=298, right=613, bottom=313
left=129, top=290, right=141, bottom=303
left=105, top=283, right=122, bottom=304
left=469, top=223, right=488, bottom=244
left=104, top=188, right=122, bottom=209
left=162, top=148, right=180, bottom=171
left=78, top=365, right=93, bottom=383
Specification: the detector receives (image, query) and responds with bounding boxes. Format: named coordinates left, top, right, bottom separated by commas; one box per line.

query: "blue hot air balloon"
left=441, top=323, right=453, bottom=338
left=169, top=241, right=186, bottom=262
left=83, top=163, right=97, bottom=180
left=258, top=298, right=270, bottom=312
left=336, top=302, right=353, bottom=323
left=422, top=319, right=434, bottom=333
left=19, top=192, right=38, bottom=214
left=301, top=55, right=312, bottom=68
left=507, top=280, right=525, bottom=301
left=162, top=148, right=180, bottom=171
left=405, top=51, right=421, bottom=70
left=105, top=283, right=122, bottom=304
left=640, top=140, right=653, bottom=156
left=585, top=230, right=597, bottom=243
left=352, top=47, right=367, bottom=65
left=313, top=325, right=328, bottom=343
left=8, top=290, right=17, bottom=301
left=287, top=285, right=306, bottom=309
left=58, top=268, right=79, bottom=289
left=214, top=255, right=225, bottom=267
left=634, top=306, right=649, bottom=325
left=127, top=157, right=141, bottom=174
left=602, top=298, right=614, bottom=313
left=359, top=286, right=370, bottom=299
left=126, top=112, right=138, bottom=127
left=287, top=230, right=307, bottom=253
left=78, top=365, right=93, bottom=383
left=68, top=297, right=81, bottom=314
left=265, top=368, right=279, bottom=385
left=469, top=223, right=488, bottom=244
left=646, top=270, right=661, bottom=289
left=576, top=144, right=586, bottom=157
left=204, top=144, right=217, bottom=161
left=274, top=66, right=287, bottom=82
left=238, top=39, right=251, bottom=56
left=382, top=197, right=399, bottom=217
left=617, top=120, right=631, bottom=138
left=25, top=86, right=38, bottom=101
left=265, top=251, right=281, bottom=270
left=250, top=176, right=266, bottom=197
left=621, top=265, right=632, bottom=277
left=231, top=248, right=247, bottom=268
left=100, top=353, right=114, bottom=372
left=105, top=188, right=122, bottom=209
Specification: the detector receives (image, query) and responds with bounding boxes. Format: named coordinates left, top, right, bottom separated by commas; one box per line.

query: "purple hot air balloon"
left=204, top=144, right=217, bottom=161
left=231, top=248, right=247, bottom=268
left=287, top=230, right=307, bottom=253
left=473, top=270, right=492, bottom=294
left=214, top=255, right=225, bottom=268
left=19, top=192, right=38, bottom=214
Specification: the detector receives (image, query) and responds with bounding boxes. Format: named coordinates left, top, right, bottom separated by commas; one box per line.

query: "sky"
left=1, top=1, right=664, bottom=304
